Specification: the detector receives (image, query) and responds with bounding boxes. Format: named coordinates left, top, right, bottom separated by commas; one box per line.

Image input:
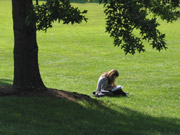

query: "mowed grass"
left=0, top=1, right=180, bottom=135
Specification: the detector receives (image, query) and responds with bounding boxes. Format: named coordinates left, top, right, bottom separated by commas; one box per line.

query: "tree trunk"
left=12, top=0, right=46, bottom=91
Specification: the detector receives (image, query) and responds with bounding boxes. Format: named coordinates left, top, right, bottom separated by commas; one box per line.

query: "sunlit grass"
left=0, top=1, right=180, bottom=135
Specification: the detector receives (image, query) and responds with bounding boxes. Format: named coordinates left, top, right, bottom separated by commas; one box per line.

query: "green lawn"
left=0, top=1, right=180, bottom=135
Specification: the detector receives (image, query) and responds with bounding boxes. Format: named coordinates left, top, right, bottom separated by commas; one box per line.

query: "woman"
left=93, top=69, right=127, bottom=97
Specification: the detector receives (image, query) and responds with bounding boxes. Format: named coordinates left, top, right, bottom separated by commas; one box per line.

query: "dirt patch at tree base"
left=0, top=85, right=97, bottom=102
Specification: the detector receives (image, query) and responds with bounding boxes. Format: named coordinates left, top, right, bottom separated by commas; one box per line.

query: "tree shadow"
left=0, top=96, right=179, bottom=135
left=0, top=79, right=12, bottom=85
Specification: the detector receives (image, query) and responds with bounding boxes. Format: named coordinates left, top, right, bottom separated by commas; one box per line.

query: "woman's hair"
left=102, top=69, right=119, bottom=84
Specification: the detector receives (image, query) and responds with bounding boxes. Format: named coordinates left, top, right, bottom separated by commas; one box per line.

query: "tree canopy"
left=26, top=0, right=87, bottom=31
left=99, top=0, right=180, bottom=54
left=26, top=0, right=180, bottom=55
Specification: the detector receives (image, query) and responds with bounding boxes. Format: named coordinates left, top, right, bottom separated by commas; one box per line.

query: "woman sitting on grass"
left=93, top=69, right=128, bottom=97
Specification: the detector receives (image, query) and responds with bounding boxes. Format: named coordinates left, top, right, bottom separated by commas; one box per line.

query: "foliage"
left=26, top=0, right=87, bottom=31
left=99, top=0, right=180, bottom=54
left=27, top=0, right=180, bottom=54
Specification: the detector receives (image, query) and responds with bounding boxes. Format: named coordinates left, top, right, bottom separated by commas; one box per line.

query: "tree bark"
left=12, top=0, right=46, bottom=91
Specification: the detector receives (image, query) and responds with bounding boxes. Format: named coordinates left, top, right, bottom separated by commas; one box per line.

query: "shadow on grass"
left=0, top=79, right=12, bottom=85
left=0, top=96, right=179, bottom=135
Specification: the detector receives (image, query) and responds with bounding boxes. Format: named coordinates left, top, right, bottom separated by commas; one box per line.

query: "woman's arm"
left=100, top=78, right=115, bottom=91
left=100, top=78, right=108, bottom=91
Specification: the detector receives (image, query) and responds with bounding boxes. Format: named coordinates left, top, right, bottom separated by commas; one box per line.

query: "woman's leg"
left=112, top=88, right=127, bottom=96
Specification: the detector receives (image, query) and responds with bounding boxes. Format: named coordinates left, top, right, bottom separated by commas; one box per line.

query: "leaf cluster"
left=26, top=0, right=87, bottom=31
left=99, top=0, right=180, bottom=54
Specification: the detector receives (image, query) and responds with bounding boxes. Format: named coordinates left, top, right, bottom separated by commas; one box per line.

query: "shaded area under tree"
left=0, top=89, right=179, bottom=135
left=0, top=85, right=95, bottom=102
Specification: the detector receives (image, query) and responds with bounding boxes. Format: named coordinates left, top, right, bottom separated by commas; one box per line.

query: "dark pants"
left=111, top=88, right=127, bottom=96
